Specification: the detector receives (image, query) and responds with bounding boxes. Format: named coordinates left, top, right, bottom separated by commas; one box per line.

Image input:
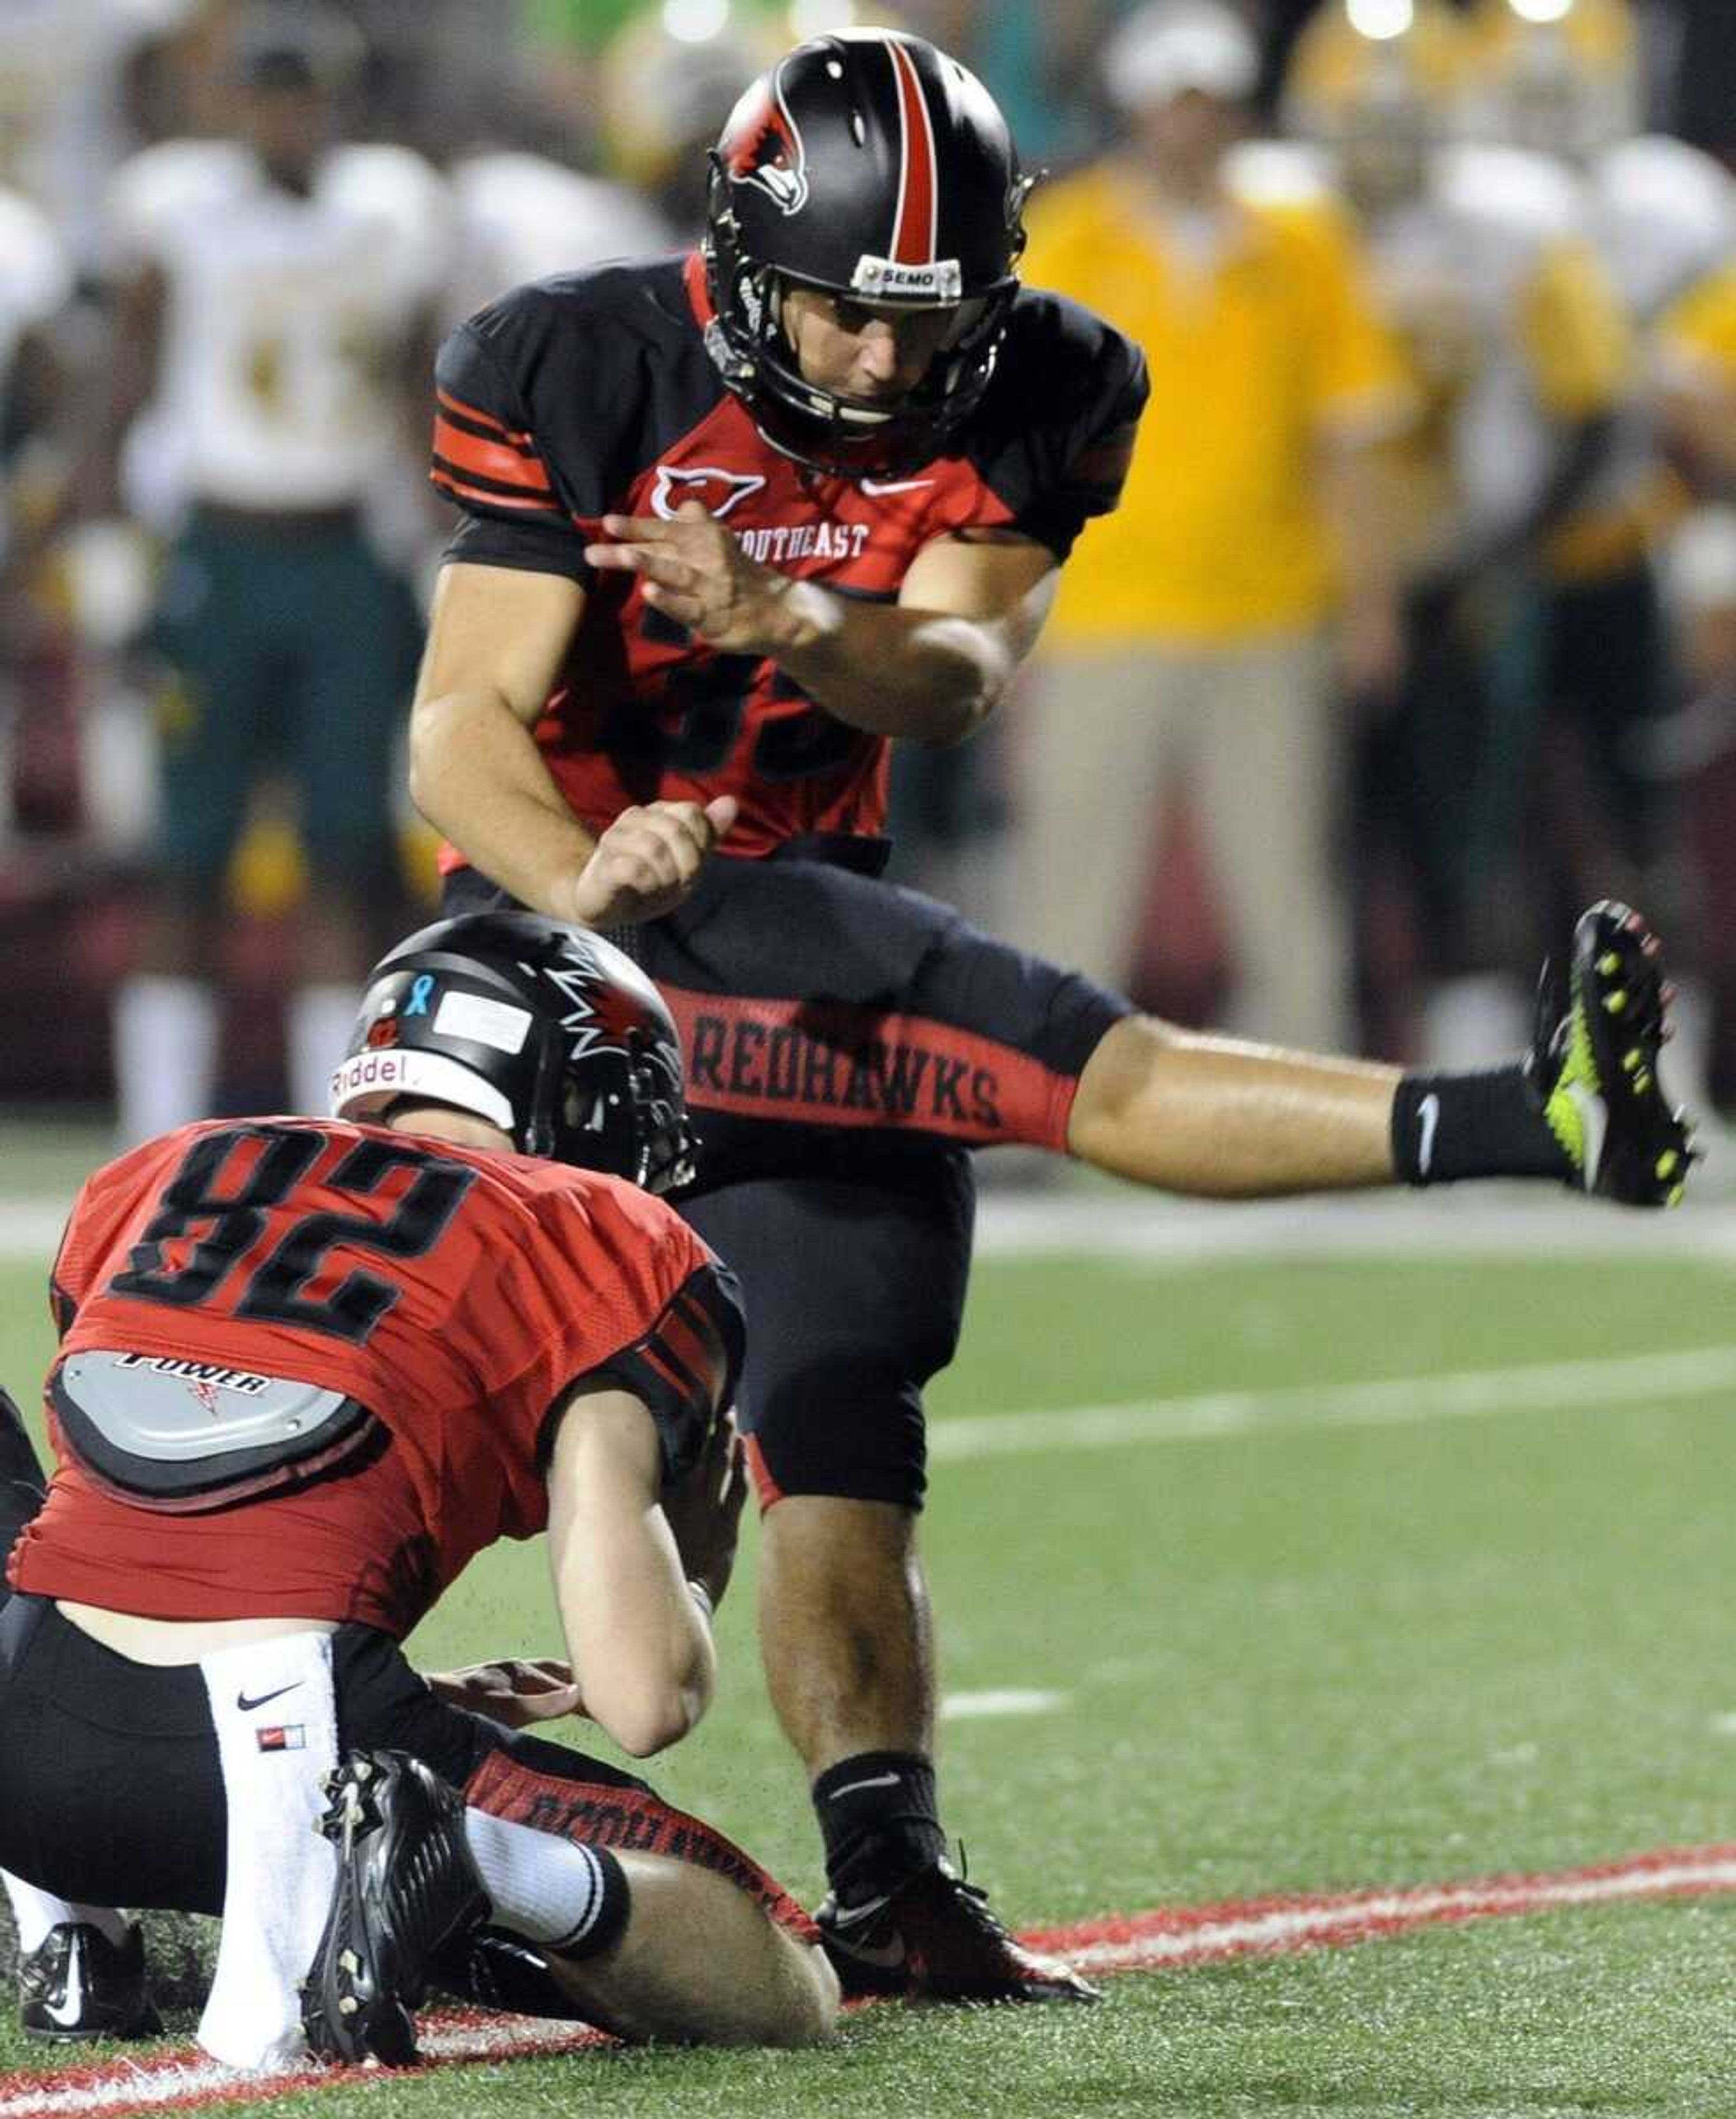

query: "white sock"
left=462, top=1810, right=615, bottom=1951
left=288, top=983, right=359, bottom=1118
left=2, top=1873, right=130, bottom=1954
left=113, top=975, right=219, bottom=1147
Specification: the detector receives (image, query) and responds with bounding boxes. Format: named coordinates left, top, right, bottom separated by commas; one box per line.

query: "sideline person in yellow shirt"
left=1015, top=0, right=1413, bottom=1050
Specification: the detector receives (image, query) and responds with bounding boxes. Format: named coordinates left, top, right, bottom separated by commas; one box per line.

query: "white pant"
left=1014, top=630, right=1351, bottom=1052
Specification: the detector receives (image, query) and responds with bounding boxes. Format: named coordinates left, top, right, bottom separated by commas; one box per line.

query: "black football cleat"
left=816, top=1859, right=1099, bottom=2006
left=1530, top=900, right=1698, bottom=1207
left=300, top=1750, right=490, bottom=2067
left=19, top=1921, right=161, bottom=2041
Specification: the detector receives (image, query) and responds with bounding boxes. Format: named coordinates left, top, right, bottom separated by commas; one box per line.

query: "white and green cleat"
left=1531, top=900, right=1697, bottom=1207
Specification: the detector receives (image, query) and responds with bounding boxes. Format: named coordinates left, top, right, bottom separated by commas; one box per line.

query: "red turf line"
left=1018, top=1840, right=1736, bottom=1957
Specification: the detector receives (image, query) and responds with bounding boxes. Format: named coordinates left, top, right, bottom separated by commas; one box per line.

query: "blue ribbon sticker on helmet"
left=405, top=975, right=437, bottom=1018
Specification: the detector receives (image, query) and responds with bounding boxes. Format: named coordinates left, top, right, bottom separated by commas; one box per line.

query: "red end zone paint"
left=7, top=1846, right=1736, bottom=2117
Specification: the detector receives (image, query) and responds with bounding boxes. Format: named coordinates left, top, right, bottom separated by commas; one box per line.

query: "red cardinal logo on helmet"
left=720, top=67, right=809, bottom=216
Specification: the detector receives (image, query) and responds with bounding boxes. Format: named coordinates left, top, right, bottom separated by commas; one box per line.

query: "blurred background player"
left=443, top=5, right=770, bottom=324
left=1276, top=0, right=1632, bottom=1062
left=1654, top=259, right=1736, bottom=494
left=1458, top=0, right=1734, bottom=1055
left=0, top=0, right=204, bottom=283
left=1647, top=259, right=1736, bottom=1121
left=88, top=0, right=451, bottom=1144
left=1648, top=507, right=1736, bottom=1121
left=1015, top=0, right=1413, bottom=1052
left=0, top=178, right=74, bottom=745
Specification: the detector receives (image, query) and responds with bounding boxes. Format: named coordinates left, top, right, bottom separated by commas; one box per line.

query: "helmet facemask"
left=550, top=1030, right=694, bottom=1196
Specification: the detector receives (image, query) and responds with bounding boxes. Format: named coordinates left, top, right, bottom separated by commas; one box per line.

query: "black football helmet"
left=703, top=29, right=1030, bottom=478
left=330, top=913, right=694, bottom=1194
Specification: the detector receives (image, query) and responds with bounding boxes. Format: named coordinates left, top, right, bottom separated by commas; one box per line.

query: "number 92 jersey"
left=12, top=1118, right=742, bottom=1635
left=431, top=252, right=1147, bottom=865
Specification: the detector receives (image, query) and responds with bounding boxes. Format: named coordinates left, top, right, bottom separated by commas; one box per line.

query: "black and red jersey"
left=9, top=1118, right=742, bottom=1634
left=430, top=251, right=1146, bottom=863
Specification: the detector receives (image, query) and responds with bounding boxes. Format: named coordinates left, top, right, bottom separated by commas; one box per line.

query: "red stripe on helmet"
left=886, top=37, right=937, bottom=267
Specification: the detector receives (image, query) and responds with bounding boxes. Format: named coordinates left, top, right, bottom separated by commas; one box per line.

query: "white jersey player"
left=0, top=0, right=195, bottom=273
left=93, top=4, right=453, bottom=1164
left=443, top=149, right=669, bottom=328
left=105, top=130, right=450, bottom=525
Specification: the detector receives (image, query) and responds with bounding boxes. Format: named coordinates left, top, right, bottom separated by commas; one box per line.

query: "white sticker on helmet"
left=329, top=1049, right=516, bottom=1135
left=850, top=255, right=963, bottom=301
left=434, top=990, right=533, bottom=1055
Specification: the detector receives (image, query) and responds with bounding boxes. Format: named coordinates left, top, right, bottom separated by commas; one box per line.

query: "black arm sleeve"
left=970, top=291, right=1151, bottom=561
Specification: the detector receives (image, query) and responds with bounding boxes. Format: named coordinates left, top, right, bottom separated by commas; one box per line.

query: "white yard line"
left=0, top=1205, right=67, bottom=1261
left=5, top=1187, right=1736, bottom=1267
left=939, top=1689, right=1069, bottom=1720
left=972, top=1187, right=1736, bottom=1265
left=928, top=1343, right=1736, bottom=1462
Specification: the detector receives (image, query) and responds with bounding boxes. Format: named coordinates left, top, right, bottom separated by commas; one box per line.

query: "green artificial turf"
left=0, top=1229, right=1731, bottom=2116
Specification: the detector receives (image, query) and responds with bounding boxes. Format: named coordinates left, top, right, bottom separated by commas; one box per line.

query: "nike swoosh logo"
left=237, top=1681, right=303, bottom=1713
left=859, top=477, right=934, bottom=495
left=825, top=1771, right=902, bottom=1801
left=1417, top=1092, right=1440, bottom=1178
left=826, top=1893, right=892, bottom=1931
left=45, top=1950, right=84, bottom=2030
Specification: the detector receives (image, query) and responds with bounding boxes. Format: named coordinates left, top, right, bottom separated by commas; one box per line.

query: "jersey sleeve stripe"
left=641, top=1340, right=698, bottom=1401
left=431, top=450, right=555, bottom=504
left=436, top=386, right=516, bottom=439
left=433, top=414, right=554, bottom=494
left=430, top=466, right=571, bottom=517
left=664, top=1295, right=729, bottom=1399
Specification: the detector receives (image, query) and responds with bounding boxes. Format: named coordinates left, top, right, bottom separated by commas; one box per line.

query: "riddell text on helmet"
left=329, top=1049, right=413, bottom=1105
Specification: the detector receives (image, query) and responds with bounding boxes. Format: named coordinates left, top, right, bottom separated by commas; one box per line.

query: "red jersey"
left=9, top=1118, right=742, bottom=1635
left=430, top=251, right=1146, bottom=863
